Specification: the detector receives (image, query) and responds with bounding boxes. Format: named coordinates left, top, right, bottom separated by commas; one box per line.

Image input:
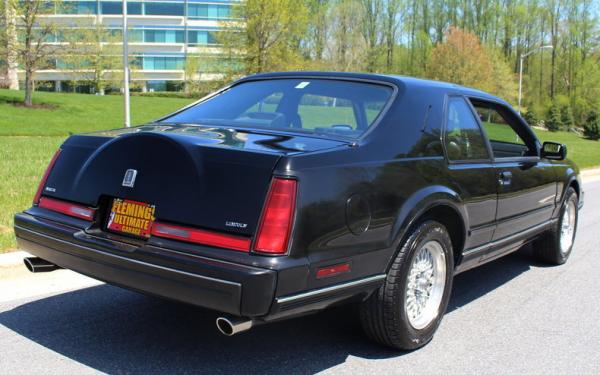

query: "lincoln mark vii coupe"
left=15, top=72, right=582, bottom=350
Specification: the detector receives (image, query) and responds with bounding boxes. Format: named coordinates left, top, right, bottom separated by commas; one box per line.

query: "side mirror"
left=541, top=141, right=567, bottom=160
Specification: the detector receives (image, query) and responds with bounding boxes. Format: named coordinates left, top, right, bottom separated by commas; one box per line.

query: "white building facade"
left=14, top=0, right=237, bottom=92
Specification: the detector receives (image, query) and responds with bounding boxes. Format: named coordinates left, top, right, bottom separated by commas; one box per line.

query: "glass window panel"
left=444, top=98, right=489, bottom=160
left=145, top=2, right=184, bottom=16
left=217, top=5, right=230, bottom=18
left=187, top=31, right=198, bottom=44
left=129, top=29, right=143, bottom=42
left=100, top=2, right=142, bottom=15
left=188, top=4, right=208, bottom=18
left=165, top=30, right=176, bottom=43
left=163, top=79, right=393, bottom=139
left=207, top=5, right=218, bottom=18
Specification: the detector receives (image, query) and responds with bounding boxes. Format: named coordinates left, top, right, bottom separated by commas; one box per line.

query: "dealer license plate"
left=106, top=198, right=156, bottom=239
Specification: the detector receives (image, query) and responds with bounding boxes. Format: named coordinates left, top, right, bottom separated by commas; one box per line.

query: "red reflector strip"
left=254, top=178, right=297, bottom=255
left=38, top=197, right=95, bottom=221
left=151, top=222, right=251, bottom=252
left=316, top=263, right=351, bottom=279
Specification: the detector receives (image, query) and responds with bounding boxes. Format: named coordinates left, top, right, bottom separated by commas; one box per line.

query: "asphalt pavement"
left=1, top=180, right=599, bottom=374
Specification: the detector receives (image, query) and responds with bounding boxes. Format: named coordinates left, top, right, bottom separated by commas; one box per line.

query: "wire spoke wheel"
left=404, top=240, right=447, bottom=330
left=560, top=200, right=576, bottom=254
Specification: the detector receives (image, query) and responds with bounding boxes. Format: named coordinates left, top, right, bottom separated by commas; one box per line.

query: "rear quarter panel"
left=277, top=85, right=468, bottom=292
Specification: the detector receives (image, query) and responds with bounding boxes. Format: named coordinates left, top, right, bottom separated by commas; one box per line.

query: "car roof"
left=240, top=71, right=507, bottom=106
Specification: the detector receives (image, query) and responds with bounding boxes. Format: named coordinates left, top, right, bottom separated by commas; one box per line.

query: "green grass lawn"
left=0, top=89, right=194, bottom=135
left=0, top=89, right=598, bottom=252
left=0, top=89, right=193, bottom=251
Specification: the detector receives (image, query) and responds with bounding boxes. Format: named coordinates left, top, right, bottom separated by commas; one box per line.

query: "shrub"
left=583, top=111, right=600, bottom=140
left=546, top=104, right=563, bottom=132
left=561, top=105, right=575, bottom=131
left=523, top=110, right=540, bottom=127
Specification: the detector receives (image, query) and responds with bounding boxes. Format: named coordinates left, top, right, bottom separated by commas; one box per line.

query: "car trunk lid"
left=42, top=125, right=346, bottom=237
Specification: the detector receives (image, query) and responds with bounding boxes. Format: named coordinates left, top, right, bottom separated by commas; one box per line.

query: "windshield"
left=161, top=79, right=394, bottom=139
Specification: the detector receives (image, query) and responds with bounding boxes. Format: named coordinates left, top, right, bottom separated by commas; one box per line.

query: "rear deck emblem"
left=122, top=169, right=138, bottom=188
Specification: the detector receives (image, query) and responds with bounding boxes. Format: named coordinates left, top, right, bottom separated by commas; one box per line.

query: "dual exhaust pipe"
left=24, top=257, right=255, bottom=336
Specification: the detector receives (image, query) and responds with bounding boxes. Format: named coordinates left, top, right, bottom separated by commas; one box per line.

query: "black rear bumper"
left=14, top=212, right=276, bottom=317
left=14, top=211, right=386, bottom=322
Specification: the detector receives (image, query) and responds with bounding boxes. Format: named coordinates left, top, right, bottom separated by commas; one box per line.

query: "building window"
left=100, top=1, right=143, bottom=15
left=59, top=1, right=98, bottom=15
left=187, top=30, right=217, bottom=45
left=145, top=2, right=184, bottom=16
left=143, top=57, right=184, bottom=70
left=188, top=4, right=230, bottom=19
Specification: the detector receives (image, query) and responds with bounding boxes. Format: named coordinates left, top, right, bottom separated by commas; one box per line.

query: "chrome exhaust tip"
left=23, top=257, right=60, bottom=273
left=216, top=316, right=254, bottom=336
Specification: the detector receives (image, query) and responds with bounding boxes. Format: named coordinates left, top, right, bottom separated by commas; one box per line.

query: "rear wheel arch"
left=389, top=200, right=466, bottom=272
left=568, top=178, right=580, bottom=199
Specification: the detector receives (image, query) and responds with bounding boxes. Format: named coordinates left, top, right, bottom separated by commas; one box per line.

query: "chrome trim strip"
left=15, top=225, right=241, bottom=287
left=276, top=274, right=386, bottom=304
left=463, top=219, right=557, bottom=256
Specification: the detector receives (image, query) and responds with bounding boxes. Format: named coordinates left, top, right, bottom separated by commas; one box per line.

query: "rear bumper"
left=14, top=212, right=276, bottom=317
left=14, top=211, right=386, bottom=321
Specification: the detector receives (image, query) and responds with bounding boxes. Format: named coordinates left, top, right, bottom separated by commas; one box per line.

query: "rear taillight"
left=33, top=149, right=62, bottom=205
left=151, top=222, right=251, bottom=252
left=38, top=197, right=95, bottom=221
left=254, top=178, right=297, bottom=255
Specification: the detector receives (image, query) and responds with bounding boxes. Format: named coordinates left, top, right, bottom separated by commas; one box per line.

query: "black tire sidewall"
left=391, top=221, right=454, bottom=348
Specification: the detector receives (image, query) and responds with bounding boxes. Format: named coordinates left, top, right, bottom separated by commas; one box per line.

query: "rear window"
left=162, top=79, right=394, bottom=139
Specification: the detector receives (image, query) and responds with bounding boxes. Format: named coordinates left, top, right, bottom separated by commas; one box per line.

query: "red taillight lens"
left=34, top=149, right=62, bottom=205
left=254, top=178, right=297, bottom=255
left=38, top=197, right=96, bottom=221
left=151, top=222, right=251, bottom=252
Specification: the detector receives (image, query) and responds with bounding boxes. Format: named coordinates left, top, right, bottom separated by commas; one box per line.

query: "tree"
left=62, top=21, right=123, bottom=95
left=0, top=0, right=19, bottom=89
left=428, top=27, right=492, bottom=87
left=546, top=104, right=563, bottom=132
left=222, top=0, right=308, bottom=74
left=6, top=0, right=63, bottom=106
left=359, top=0, right=383, bottom=72
left=560, top=105, right=575, bottom=131
left=583, top=110, right=600, bottom=140
left=523, top=109, right=540, bottom=127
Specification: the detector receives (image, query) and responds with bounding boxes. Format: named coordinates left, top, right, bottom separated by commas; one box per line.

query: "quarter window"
left=444, top=97, right=489, bottom=161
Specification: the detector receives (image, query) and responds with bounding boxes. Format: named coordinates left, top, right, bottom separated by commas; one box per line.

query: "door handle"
left=499, top=171, right=512, bottom=186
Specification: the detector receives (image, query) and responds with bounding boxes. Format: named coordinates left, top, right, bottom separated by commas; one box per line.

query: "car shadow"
left=0, top=249, right=533, bottom=374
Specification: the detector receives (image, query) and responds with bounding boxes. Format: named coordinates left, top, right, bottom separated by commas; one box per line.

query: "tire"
left=360, top=220, right=454, bottom=350
left=533, top=187, right=579, bottom=265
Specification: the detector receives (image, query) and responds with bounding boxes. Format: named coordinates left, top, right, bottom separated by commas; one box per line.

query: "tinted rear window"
left=162, top=79, right=394, bottom=139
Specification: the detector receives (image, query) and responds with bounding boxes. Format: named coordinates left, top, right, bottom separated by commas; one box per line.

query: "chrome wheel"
left=404, top=240, right=446, bottom=330
left=560, top=200, right=576, bottom=253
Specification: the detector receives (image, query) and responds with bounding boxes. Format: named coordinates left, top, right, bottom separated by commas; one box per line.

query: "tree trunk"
left=24, top=69, right=34, bottom=107
left=3, top=0, right=19, bottom=90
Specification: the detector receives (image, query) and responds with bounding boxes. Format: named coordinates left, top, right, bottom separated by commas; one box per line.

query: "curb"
left=582, top=167, right=600, bottom=181
left=0, top=250, right=30, bottom=269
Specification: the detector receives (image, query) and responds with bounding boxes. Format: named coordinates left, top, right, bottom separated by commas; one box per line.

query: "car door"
left=442, top=96, right=498, bottom=251
left=470, top=99, right=557, bottom=241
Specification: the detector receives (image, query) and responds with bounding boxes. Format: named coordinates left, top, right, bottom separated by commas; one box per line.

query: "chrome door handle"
left=499, top=171, right=512, bottom=186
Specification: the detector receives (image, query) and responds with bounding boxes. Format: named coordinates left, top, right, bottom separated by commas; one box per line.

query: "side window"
left=444, top=97, right=489, bottom=161
left=470, top=101, right=535, bottom=158
left=298, top=94, right=358, bottom=130
left=242, top=92, right=283, bottom=114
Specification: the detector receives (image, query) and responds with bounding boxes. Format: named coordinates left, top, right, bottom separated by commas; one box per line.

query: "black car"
left=15, top=72, right=583, bottom=350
